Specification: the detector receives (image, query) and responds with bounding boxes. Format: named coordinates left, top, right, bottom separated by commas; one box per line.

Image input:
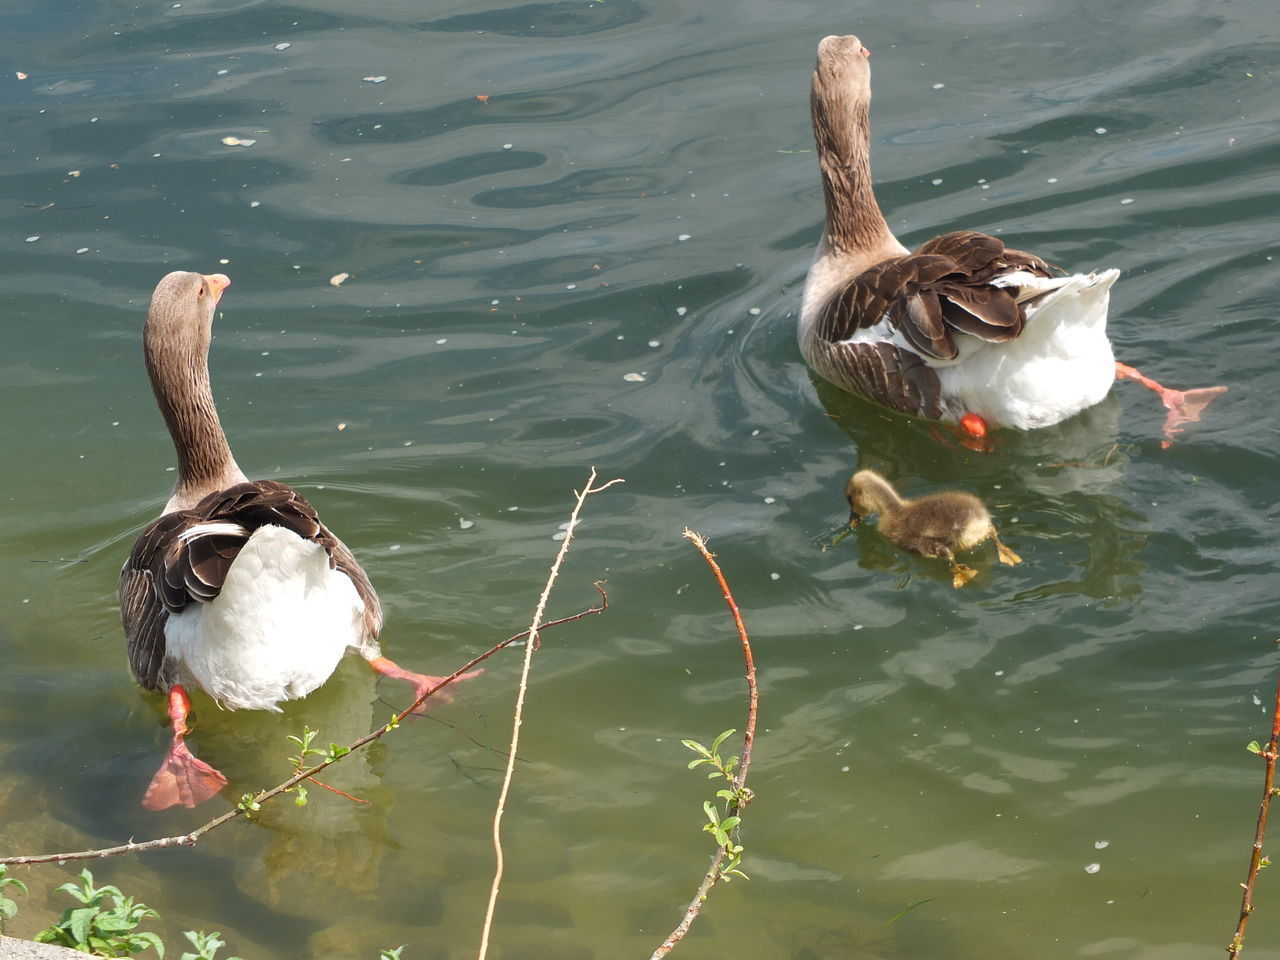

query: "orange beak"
left=202, top=273, right=231, bottom=304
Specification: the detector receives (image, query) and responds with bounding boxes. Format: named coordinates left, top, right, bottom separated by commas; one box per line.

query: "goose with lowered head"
left=799, top=34, right=1225, bottom=443
left=120, top=271, right=477, bottom=810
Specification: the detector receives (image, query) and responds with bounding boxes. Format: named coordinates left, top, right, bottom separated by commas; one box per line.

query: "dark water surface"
left=2, top=0, right=1278, bottom=957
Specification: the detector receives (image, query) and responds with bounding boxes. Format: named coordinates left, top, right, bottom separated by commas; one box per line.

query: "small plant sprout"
left=34, top=868, right=164, bottom=957
left=284, top=725, right=366, bottom=807
left=180, top=930, right=244, bottom=960
left=380, top=947, right=407, bottom=960
left=683, top=729, right=753, bottom=881
left=0, top=864, right=28, bottom=933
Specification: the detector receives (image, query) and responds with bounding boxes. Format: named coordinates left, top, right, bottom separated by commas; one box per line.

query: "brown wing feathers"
left=120, top=480, right=371, bottom=690
left=816, top=231, right=1058, bottom=362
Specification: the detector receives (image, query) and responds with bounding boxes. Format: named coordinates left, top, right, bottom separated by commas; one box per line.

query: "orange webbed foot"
left=1115, top=362, right=1226, bottom=445
left=368, top=656, right=483, bottom=713
left=142, top=739, right=228, bottom=810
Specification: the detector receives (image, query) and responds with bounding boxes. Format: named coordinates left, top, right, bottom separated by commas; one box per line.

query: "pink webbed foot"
left=142, top=684, right=227, bottom=810
left=1115, top=362, right=1227, bottom=446
left=142, top=739, right=228, bottom=811
left=368, top=655, right=482, bottom=713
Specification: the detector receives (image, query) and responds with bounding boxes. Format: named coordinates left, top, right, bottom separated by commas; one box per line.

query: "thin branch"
left=0, top=585, right=609, bottom=868
left=650, top=528, right=760, bottom=960
left=477, top=468, right=623, bottom=960
left=1228, top=664, right=1280, bottom=958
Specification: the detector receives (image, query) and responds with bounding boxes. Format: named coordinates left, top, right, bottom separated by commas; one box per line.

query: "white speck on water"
left=111, top=421, right=119, bottom=426
left=995, top=670, right=1005, bottom=676
left=552, top=531, right=567, bottom=541
left=1094, top=840, right=1110, bottom=849
left=273, top=42, right=291, bottom=50
left=623, top=372, right=646, bottom=382
left=217, top=69, right=228, bottom=76
left=260, top=351, right=270, bottom=356
left=76, top=246, right=90, bottom=254
left=853, top=624, right=863, bottom=630
left=841, top=765, right=850, bottom=772
left=1084, top=863, right=1101, bottom=874
left=25, top=236, right=39, bottom=243
left=1047, top=177, right=1059, bottom=183
left=491, top=299, right=500, bottom=305
left=502, top=143, right=513, bottom=150
left=436, top=338, right=447, bottom=344
left=1095, top=127, right=1107, bottom=135
left=362, top=76, right=387, bottom=84
left=254, top=372, right=262, bottom=377
left=219, top=258, right=229, bottom=264
left=677, top=233, right=691, bottom=242
left=250, top=201, right=260, bottom=207
left=459, top=519, right=474, bottom=530
left=931, top=178, right=943, bottom=186
left=676, top=306, right=687, bottom=316
left=565, top=283, right=576, bottom=290
left=507, top=506, right=519, bottom=512
left=389, top=544, right=401, bottom=551
left=932, top=82, right=945, bottom=89
left=748, top=307, right=761, bottom=316
left=763, top=497, right=776, bottom=504
left=1121, top=198, right=1134, bottom=204
left=616, top=335, right=624, bottom=341
left=90, top=117, right=98, bottom=122
left=648, top=339, right=660, bottom=348
left=403, top=440, right=413, bottom=446
left=152, top=153, right=162, bottom=158
left=1254, top=694, right=1263, bottom=705
left=770, top=572, right=780, bottom=581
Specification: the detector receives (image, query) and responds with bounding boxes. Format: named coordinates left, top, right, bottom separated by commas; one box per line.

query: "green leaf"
left=1248, top=740, right=1264, bottom=754
left=1, top=898, right=18, bottom=921
left=710, top=729, right=736, bottom=754
left=681, top=739, right=713, bottom=758
left=294, top=785, right=309, bottom=807
left=720, top=816, right=740, bottom=832
left=702, top=801, right=719, bottom=825
left=328, top=744, right=350, bottom=760
left=69, top=906, right=98, bottom=945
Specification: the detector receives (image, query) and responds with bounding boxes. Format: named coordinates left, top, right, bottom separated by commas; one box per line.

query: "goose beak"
left=202, top=273, right=231, bottom=304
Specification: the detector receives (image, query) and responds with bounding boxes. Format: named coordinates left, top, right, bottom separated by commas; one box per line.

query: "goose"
left=845, top=469, right=1021, bottom=588
left=120, top=271, right=476, bottom=810
left=800, top=34, right=1225, bottom=442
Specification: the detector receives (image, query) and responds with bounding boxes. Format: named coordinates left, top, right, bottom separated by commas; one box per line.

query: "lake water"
left=2, top=0, right=1279, bottom=957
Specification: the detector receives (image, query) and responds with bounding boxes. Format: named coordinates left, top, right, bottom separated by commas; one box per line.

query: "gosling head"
left=845, top=469, right=898, bottom=526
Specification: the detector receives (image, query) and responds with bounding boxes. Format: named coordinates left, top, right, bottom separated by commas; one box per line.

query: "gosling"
left=846, top=469, right=1022, bottom=588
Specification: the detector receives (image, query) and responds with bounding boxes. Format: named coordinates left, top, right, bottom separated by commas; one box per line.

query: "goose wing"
left=119, top=480, right=382, bottom=690
left=814, top=230, right=1057, bottom=360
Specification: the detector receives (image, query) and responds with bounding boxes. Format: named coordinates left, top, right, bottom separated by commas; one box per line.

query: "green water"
left=2, top=0, right=1278, bottom=957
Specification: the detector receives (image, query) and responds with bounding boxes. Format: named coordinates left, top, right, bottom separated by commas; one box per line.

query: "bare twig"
left=649, top=528, right=760, bottom=960
left=0, top=586, right=609, bottom=868
left=477, top=467, right=623, bottom=960
left=1229, top=664, right=1280, bottom=958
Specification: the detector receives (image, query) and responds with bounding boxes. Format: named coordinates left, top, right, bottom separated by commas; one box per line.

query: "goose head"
left=143, top=271, right=244, bottom=513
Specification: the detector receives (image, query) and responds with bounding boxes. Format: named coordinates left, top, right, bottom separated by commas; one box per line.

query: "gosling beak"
left=202, top=273, right=231, bottom=305
left=847, top=510, right=862, bottom=527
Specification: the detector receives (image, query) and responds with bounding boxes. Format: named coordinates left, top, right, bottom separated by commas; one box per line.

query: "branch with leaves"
left=1229, top=664, right=1280, bottom=958
left=650, top=528, right=760, bottom=959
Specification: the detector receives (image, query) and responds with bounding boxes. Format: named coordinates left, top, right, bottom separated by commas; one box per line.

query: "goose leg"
left=990, top=527, right=1022, bottom=566
left=142, top=684, right=228, bottom=811
left=367, top=655, right=482, bottom=712
left=1115, top=362, right=1227, bottom=445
